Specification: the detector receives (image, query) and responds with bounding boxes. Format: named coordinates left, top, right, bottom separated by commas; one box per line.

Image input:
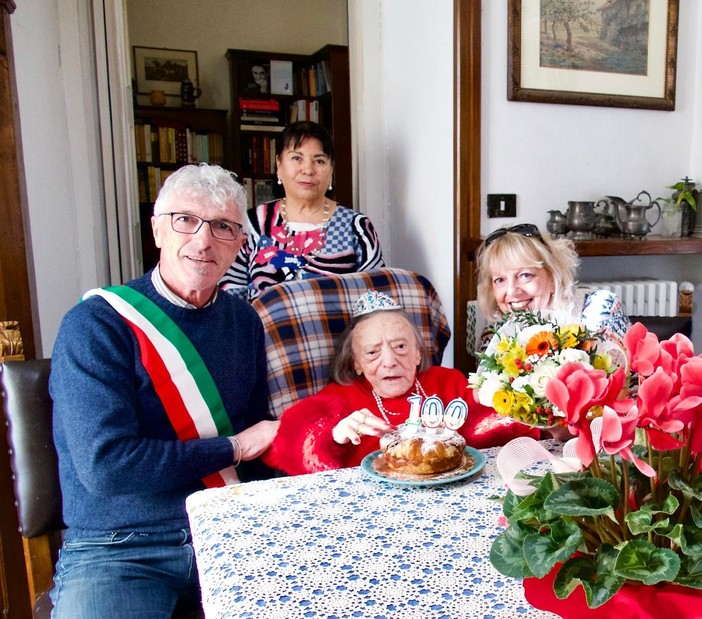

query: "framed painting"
left=508, top=0, right=679, bottom=110
left=133, top=46, right=199, bottom=96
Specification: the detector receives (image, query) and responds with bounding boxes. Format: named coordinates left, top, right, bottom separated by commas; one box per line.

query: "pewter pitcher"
left=566, top=201, right=596, bottom=239
left=609, top=190, right=661, bottom=238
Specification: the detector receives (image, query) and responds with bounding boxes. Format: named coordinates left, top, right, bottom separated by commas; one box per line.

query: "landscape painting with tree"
left=508, top=0, right=678, bottom=110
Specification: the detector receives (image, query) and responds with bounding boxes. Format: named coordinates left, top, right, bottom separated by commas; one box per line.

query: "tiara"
left=352, top=290, right=401, bottom=318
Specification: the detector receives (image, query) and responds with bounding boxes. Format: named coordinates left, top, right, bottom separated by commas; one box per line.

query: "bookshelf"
left=133, top=105, right=228, bottom=270
left=225, top=45, right=352, bottom=209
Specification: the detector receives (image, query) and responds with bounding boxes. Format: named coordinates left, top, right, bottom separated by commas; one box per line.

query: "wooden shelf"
left=463, top=235, right=702, bottom=259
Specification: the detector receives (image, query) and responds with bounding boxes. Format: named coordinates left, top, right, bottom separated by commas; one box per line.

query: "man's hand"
left=234, top=420, right=280, bottom=461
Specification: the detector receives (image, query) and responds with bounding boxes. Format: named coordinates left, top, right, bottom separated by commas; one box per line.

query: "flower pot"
left=523, top=563, right=702, bottom=619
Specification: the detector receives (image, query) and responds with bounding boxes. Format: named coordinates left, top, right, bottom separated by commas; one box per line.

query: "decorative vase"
left=680, top=202, right=695, bottom=236
left=523, top=563, right=702, bottom=619
left=149, top=89, right=167, bottom=106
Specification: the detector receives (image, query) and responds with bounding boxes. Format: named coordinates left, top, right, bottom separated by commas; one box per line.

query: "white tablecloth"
left=186, top=446, right=558, bottom=619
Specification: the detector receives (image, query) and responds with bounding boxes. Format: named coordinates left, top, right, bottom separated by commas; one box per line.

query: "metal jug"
left=609, top=190, right=661, bottom=238
left=566, top=201, right=596, bottom=240
left=546, top=210, right=568, bottom=236
left=592, top=199, right=618, bottom=237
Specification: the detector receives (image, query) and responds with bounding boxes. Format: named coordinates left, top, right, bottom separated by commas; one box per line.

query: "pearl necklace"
left=279, top=198, right=330, bottom=238
left=372, top=379, right=428, bottom=424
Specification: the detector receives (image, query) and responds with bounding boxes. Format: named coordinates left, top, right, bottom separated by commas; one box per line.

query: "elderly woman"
left=264, top=290, right=537, bottom=476
left=221, top=121, right=385, bottom=300
left=475, top=223, right=630, bottom=346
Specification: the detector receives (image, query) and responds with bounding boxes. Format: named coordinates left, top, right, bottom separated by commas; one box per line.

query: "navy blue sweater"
left=50, top=273, right=271, bottom=538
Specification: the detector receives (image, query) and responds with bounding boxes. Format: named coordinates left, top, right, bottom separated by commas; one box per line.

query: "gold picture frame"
left=508, top=0, right=679, bottom=111
left=133, top=46, right=199, bottom=96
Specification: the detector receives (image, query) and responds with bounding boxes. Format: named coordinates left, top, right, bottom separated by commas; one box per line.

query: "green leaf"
left=523, top=520, right=582, bottom=578
left=625, top=494, right=678, bottom=535
left=543, top=477, right=619, bottom=519
left=489, top=522, right=534, bottom=578
left=691, top=503, right=702, bottom=528
left=675, top=555, right=702, bottom=588
left=674, top=524, right=702, bottom=557
left=501, top=489, right=522, bottom=518
left=614, top=539, right=681, bottom=585
left=508, top=472, right=560, bottom=525
left=669, top=473, right=702, bottom=501
left=553, top=546, right=625, bottom=608
left=626, top=510, right=670, bottom=535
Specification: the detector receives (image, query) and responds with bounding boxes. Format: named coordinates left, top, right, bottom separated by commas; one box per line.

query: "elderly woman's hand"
left=332, top=409, right=393, bottom=446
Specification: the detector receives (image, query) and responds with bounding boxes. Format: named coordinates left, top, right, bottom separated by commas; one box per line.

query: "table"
left=186, top=446, right=558, bottom=619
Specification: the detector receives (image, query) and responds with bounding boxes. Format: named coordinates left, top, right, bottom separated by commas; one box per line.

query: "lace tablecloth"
left=186, top=446, right=558, bottom=619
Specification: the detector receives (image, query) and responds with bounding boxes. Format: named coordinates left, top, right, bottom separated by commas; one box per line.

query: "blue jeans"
left=50, top=529, right=201, bottom=618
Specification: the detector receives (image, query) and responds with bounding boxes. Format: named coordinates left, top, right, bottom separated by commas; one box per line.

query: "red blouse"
left=264, top=366, right=539, bottom=476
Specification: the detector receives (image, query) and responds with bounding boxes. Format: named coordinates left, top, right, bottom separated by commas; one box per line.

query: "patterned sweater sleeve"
left=353, top=213, right=385, bottom=271
left=219, top=207, right=262, bottom=299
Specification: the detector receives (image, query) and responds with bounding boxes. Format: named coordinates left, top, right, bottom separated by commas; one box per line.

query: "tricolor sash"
left=83, top=286, right=239, bottom=486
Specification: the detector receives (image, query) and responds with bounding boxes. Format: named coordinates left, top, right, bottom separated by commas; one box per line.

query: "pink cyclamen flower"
left=600, top=405, right=655, bottom=478
left=624, top=322, right=662, bottom=378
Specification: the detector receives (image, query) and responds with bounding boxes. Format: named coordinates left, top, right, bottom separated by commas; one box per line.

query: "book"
left=270, top=60, right=294, bottom=95
left=242, top=177, right=254, bottom=210
left=239, top=98, right=281, bottom=111
left=241, top=124, right=285, bottom=132
left=254, top=179, right=276, bottom=205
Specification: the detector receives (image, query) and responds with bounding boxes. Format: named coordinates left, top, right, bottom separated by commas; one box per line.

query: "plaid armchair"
left=251, top=268, right=451, bottom=419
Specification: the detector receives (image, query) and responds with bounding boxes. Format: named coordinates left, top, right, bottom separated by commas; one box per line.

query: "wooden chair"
left=1, top=354, right=203, bottom=617
left=1, top=357, right=60, bottom=618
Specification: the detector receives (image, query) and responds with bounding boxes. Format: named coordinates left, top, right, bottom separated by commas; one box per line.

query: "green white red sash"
left=83, top=286, right=239, bottom=486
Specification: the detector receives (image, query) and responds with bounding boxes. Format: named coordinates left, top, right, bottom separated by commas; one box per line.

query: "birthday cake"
left=379, top=424, right=466, bottom=475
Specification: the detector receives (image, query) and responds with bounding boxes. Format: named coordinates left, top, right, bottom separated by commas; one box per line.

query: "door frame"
left=453, top=0, right=481, bottom=373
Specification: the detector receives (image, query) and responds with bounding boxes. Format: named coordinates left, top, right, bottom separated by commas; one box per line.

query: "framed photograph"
left=133, top=46, right=199, bottom=96
left=508, top=0, right=679, bottom=111
left=242, top=61, right=271, bottom=94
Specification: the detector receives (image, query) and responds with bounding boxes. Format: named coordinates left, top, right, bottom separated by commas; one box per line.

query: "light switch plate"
left=487, top=194, right=517, bottom=218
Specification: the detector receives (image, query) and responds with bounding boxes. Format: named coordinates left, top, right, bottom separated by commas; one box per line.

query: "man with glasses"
left=49, top=163, right=279, bottom=618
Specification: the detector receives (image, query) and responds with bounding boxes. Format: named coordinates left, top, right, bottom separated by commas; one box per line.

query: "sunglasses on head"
left=483, top=223, right=544, bottom=248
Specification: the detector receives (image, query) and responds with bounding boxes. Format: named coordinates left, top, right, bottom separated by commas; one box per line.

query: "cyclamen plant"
left=490, top=321, right=702, bottom=609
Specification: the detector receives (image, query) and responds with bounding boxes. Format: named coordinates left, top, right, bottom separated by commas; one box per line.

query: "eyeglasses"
left=160, top=212, right=244, bottom=241
left=483, top=223, right=543, bottom=248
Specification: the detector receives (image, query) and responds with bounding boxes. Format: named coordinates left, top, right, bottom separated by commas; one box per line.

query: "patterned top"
left=250, top=268, right=451, bottom=419
left=220, top=200, right=385, bottom=301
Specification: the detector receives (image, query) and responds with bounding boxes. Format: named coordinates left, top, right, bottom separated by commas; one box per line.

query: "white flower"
left=528, top=359, right=560, bottom=397
left=557, top=348, right=590, bottom=365
left=511, top=375, right=530, bottom=393
left=467, top=372, right=483, bottom=387
left=477, top=371, right=507, bottom=407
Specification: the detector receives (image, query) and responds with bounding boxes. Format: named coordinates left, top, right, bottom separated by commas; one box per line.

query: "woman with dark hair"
left=221, top=121, right=385, bottom=300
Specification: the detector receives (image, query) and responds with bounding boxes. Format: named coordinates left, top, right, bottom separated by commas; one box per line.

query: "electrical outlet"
left=487, top=194, right=517, bottom=218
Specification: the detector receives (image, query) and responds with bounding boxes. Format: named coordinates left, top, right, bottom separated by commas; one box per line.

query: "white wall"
left=11, top=0, right=109, bottom=357
left=351, top=0, right=455, bottom=364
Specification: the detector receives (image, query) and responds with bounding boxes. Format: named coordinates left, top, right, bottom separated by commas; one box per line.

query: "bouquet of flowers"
left=490, top=321, right=702, bottom=613
left=468, top=310, right=622, bottom=428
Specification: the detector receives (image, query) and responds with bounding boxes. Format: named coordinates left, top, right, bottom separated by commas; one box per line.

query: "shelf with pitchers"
left=463, top=235, right=702, bottom=260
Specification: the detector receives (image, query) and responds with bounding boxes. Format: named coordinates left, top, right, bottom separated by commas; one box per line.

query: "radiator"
left=581, top=279, right=680, bottom=317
